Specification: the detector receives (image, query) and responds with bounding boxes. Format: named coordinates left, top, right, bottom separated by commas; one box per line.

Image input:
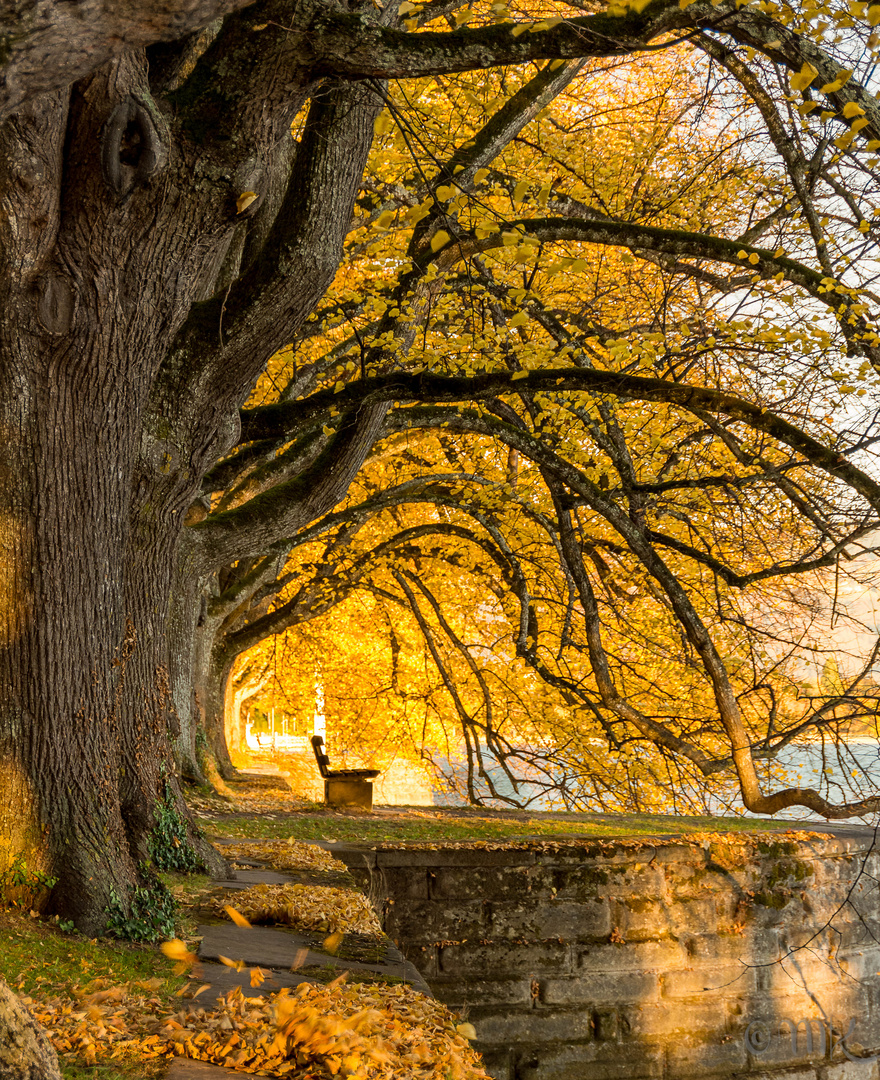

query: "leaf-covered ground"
left=22, top=975, right=488, bottom=1080
left=218, top=883, right=383, bottom=938
left=0, top=908, right=184, bottom=1080
left=1, top=831, right=488, bottom=1080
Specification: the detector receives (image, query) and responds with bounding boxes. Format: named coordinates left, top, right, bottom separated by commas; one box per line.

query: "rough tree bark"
left=0, top=978, right=62, bottom=1080
left=0, top=10, right=381, bottom=931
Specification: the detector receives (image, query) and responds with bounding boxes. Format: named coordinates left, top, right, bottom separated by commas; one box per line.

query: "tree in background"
left=193, top=28, right=880, bottom=818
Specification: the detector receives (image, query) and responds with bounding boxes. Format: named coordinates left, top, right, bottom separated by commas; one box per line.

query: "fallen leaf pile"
left=219, top=884, right=383, bottom=937
left=187, top=777, right=313, bottom=818
left=228, top=787, right=315, bottom=815
left=216, top=840, right=347, bottom=874
left=23, top=976, right=489, bottom=1079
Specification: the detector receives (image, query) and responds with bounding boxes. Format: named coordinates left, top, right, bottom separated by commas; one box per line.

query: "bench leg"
left=325, top=779, right=373, bottom=810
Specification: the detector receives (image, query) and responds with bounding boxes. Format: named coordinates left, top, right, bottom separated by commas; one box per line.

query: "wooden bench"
left=310, top=735, right=380, bottom=810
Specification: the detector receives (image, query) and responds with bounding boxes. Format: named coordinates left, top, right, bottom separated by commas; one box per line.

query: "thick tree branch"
left=191, top=402, right=389, bottom=570
left=240, top=368, right=880, bottom=512
left=0, top=0, right=253, bottom=119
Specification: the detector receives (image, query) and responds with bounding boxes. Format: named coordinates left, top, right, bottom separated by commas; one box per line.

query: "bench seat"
left=311, top=736, right=379, bottom=809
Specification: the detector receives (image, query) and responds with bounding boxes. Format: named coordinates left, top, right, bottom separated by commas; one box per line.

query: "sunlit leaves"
left=219, top=883, right=383, bottom=937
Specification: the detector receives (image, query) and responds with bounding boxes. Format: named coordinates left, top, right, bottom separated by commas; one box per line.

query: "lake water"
left=434, top=740, right=880, bottom=826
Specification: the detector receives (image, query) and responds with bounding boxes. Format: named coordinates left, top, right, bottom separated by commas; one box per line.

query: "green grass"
left=196, top=808, right=802, bottom=845
left=0, top=910, right=184, bottom=998
left=0, top=902, right=190, bottom=1080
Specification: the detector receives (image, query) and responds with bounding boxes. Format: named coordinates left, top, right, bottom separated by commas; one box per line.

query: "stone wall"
left=338, top=831, right=880, bottom=1080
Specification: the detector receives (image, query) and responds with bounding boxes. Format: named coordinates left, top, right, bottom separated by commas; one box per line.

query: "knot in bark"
left=101, top=96, right=168, bottom=202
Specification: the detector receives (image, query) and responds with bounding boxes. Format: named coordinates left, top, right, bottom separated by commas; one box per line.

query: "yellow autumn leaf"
left=160, top=940, right=197, bottom=965
left=217, top=955, right=247, bottom=972
left=373, top=113, right=393, bottom=136
left=235, top=191, right=258, bottom=214
left=820, top=69, right=852, bottom=93
left=323, top=931, right=344, bottom=954
left=223, top=905, right=252, bottom=928
left=405, top=202, right=430, bottom=225
left=790, top=64, right=818, bottom=92
left=430, top=230, right=451, bottom=252
left=457, top=1022, right=477, bottom=1039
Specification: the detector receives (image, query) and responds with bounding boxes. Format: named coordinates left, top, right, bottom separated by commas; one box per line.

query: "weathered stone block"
left=664, top=1035, right=749, bottom=1076
left=578, top=939, right=688, bottom=971
left=823, top=1060, right=880, bottom=1080
left=439, top=939, right=572, bottom=976
left=834, top=918, right=880, bottom=950
left=324, top=777, right=372, bottom=809
left=406, top=942, right=439, bottom=976
left=626, top=1001, right=731, bottom=1037
left=592, top=865, right=667, bottom=901
left=643, top=842, right=708, bottom=867
left=612, top=897, right=717, bottom=940
left=490, top=898, right=611, bottom=941
left=683, top=928, right=781, bottom=963
left=383, top=898, right=490, bottom=942
left=429, top=864, right=539, bottom=901
left=475, top=1047, right=513, bottom=1080
left=740, top=1015, right=838, bottom=1068
left=670, top=867, right=755, bottom=900
left=470, top=1005, right=594, bottom=1044
left=374, top=865, right=429, bottom=901
left=662, top=962, right=757, bottom=999
left=756, top=954, right=853, bottom=995
left=540, top=971, right=660, bottom=1005
left=429, top=976, right=533, bottom=1007
left=376, top=847, right=537, bottom=868
left=512, top=1040, right=665, bottom=1080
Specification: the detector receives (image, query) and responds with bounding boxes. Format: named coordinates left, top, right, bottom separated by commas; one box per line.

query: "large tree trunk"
left=0, top=59, right=230, bottom=931
left=203, top=647, right=237, bottom=778
left=228, top=661, right=271, bottom=758
left=0, top=6, right=382, bottom=927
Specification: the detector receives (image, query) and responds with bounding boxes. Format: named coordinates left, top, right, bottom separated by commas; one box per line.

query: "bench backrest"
left=310, top=735, right=332, bottom=778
